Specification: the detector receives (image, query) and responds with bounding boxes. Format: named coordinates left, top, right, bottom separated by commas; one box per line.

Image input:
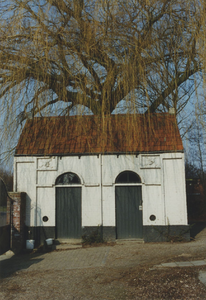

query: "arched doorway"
left=56, top=172, right=81, bottom=239
left=115, top=171, right=143, bottom=239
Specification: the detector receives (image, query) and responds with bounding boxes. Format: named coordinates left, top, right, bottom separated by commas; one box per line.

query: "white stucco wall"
left=15, top=159, right=36, bottom=226
left=14, top=152, right=188, bottom=228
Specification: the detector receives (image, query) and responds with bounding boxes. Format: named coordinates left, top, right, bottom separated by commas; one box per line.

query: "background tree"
left=0, top=1, right=202, bottom=116
left=0, top=0, right=204, bottom=160
left=186, top=125, right=206, bottom=179
left=0, top=168, right=13, bottom=192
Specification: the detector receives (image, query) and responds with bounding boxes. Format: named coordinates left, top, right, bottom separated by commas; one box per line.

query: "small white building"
left=14, top=113, right=189, bottom=244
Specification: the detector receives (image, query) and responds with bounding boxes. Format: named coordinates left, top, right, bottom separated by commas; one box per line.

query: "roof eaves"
left=14, top=149, right=184, bottom=157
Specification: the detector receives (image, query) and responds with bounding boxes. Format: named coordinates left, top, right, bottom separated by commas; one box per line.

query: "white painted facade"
left=14, top=152, right=188, bottom=229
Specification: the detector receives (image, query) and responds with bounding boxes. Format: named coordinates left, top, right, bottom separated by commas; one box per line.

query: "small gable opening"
left=55, top=172, right=81, bottom=185
left=115, top=171, right=141, bottom=184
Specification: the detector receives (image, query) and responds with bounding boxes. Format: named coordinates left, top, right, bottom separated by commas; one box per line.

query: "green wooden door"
left=116, top=186, right=142, bottom=239
left=56, top=187, right=81, bottom=239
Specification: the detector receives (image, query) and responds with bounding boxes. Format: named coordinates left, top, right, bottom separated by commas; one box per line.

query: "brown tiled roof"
left=15, top=114, right=183, bottom=155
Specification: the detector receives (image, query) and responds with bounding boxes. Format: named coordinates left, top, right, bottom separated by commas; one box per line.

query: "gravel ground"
left=1, top=229, right=206, bottom=299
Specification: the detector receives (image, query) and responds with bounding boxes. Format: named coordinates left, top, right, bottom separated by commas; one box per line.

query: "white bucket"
left=26, top=240, right=35, bottom=250
left=45, top=238, right=53, bottom=246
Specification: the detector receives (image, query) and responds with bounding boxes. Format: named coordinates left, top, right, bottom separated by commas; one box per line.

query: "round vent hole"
left=43, top=216, right=49, bottom=222
left=150, top=215, right=156, bottom=221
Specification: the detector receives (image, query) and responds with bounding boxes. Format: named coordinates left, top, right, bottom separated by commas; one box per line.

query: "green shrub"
left=82, top=227, right=104, bottom=245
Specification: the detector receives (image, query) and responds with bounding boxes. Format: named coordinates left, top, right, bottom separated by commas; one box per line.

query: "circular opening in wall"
left=42, top=216, right=49, bottom=222
left=150, top=215, right=156, bottom=221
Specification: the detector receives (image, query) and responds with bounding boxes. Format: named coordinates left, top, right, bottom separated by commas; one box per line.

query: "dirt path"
left=1, top=229, right=206, bottom=299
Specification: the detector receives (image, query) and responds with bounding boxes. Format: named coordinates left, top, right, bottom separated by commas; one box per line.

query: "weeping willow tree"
left=0, top=0, right=204, bottom=160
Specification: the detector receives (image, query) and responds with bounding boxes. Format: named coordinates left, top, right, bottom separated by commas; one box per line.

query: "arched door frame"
left=55, top=172, right=82, bottom=239
left=54, top=171, right=83, bottom=187
left=115, top=170, right=143, bottom=239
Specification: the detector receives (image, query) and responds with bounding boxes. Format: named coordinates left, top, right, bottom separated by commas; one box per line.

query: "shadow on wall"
left=25, top=194, right=31, bottom=229
left=0, top=225, right=10, bottom=255
left=190, top=222, right=206, bottom=240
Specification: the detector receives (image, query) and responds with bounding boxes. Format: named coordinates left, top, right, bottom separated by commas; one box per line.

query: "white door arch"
left=115, top=171, right=143, bottom=239
left=55, top=172, right=81, bottom=239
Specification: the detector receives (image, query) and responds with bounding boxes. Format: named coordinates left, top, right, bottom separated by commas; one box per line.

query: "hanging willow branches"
left=0, top=0, right=203, bottom=122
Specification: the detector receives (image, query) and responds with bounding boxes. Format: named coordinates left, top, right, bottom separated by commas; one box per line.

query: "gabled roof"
left=15, top=113, right=183, bottom=156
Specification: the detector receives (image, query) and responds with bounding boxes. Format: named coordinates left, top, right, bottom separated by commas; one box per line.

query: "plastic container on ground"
left=26, top=240, right=35, bottom=250
left=45, top=238, right=53, bottom=246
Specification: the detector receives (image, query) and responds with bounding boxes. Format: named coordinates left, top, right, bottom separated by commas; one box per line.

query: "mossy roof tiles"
left=15, top=114, right=183, bottom=155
